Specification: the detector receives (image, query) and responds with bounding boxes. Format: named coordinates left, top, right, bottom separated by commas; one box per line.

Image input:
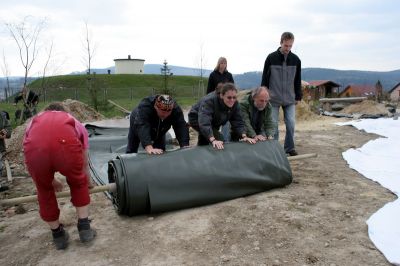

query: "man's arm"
left=294, top=58, right=302, bottom=101
left=198, top=98, right=216, bottom=141
left=171, top=106, right=190, bottom=147
left=135, top=104, right=155, bottom=148
left=239, top=100, right=256, bottom=138
left=261, top=56, right=271, bottom=87
left=263, top=103, right=276, bottom=138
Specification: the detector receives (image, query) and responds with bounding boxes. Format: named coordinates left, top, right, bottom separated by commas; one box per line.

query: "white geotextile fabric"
left=336, top=118, right=400, bottom=265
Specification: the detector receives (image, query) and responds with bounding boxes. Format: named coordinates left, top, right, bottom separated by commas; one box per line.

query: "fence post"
left=130, top=88, right=133, bottom=100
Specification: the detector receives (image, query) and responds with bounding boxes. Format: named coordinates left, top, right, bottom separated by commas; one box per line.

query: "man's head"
left=45, top=102, right=66, bottom=112
left=280, top=32, right=294, bottom=55
left=154, top=95, right=174, bottom=119
left=252, top=86, right=270, bottom=111
left=219, top=83, right=238, bottom=108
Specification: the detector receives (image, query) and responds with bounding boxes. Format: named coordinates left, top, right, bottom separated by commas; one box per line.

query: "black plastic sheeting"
left=86, top=124, right=293, bottom=216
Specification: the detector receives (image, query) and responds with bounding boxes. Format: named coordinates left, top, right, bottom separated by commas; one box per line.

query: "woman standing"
left=206, top=57, right=234, bottom=94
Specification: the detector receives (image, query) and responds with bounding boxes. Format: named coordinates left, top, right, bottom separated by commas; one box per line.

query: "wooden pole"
left=0, top=183, right=116, bottom=206
left=107, top=99, right=130, bottom=115
left=287, top=153, right=317, bottom=161
left=4, top=159, right=12, bottom=182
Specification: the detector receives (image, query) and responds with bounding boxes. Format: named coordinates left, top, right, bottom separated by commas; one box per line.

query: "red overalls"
left=23, top=111, right=90, bottom=222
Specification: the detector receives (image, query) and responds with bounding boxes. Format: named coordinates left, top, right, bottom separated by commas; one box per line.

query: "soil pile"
left=342, top=100, right=388, bottom=115
left=295, top=101, right=319, bottom=121
left=4, top=100, right=104, bottom=176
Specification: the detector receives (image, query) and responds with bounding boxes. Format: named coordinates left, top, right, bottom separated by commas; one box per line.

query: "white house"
left=114, top=55, right=145, bottom=74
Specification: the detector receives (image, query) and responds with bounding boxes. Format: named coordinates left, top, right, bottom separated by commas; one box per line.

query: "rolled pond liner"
left=107, top=140, right=292, bottom=216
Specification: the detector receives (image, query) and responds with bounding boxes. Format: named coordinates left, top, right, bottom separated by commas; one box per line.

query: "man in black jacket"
left=126, top=95, right=190, bottom=154
left=261, top=32, right=302, bottom=156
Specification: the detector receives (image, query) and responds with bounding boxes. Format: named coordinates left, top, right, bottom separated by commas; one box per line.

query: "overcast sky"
left=1, top=0, right=399, bottom=77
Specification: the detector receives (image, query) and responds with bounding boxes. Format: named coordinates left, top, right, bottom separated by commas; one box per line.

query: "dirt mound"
left=274, top=101, right=319, bottom=122
left=4, top=100, right=104, bottom=176
left=295, top=101, right=319, bottom=121
left=341, top=100, right=388, bottom=115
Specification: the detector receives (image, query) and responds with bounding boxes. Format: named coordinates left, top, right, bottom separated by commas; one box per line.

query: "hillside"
left=2, top=67, right=399, bottom=97
left=75, top=66, right=400, bottom=90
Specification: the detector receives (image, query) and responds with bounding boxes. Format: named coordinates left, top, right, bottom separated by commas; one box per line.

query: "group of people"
left=3, top=31, right=301, bottom=251
left=127, top=31, right=302, bottom=156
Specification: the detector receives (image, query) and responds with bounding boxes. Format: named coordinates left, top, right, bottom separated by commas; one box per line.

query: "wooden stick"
left=4, top=159, right=12, bottom=182
left=0, top=183, right=116, bottom=206
left=107, top=100, right=130, bottom=114
left=287, top=153, right=317, bottom=161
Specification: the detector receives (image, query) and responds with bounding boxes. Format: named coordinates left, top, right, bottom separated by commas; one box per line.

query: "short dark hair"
left=281, top=32, right=294, bottom=43
left=45, top=102, right=66, bottom=112
left=220, top=83, right=237, bottom=95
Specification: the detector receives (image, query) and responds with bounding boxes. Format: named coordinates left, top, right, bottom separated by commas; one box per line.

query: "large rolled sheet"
left=109, top=141, right=292, bottom=216
left=86, top=124, right=293, bottom=216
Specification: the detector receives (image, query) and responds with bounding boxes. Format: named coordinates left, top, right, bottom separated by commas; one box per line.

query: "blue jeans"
left=221, top=122, right=231, bottom=142
left=271, top=104, right=296, bottom=153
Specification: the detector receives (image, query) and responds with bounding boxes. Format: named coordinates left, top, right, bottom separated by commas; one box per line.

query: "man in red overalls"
left=23, top=102, right=96, bottom=250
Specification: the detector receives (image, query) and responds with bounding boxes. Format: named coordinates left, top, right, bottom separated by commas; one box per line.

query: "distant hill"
left=74, top=65, right=400, bottom=91
left=233, top=68, right=400, bottom=91
left=71, top=64, right=213, bottom=77
left=0, top=77, right=36, bottom=99
left=1, top=66, right=399, bottom=98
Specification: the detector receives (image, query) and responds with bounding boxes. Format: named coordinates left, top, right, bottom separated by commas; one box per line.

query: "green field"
left=1, top=74, right=207, bottom=128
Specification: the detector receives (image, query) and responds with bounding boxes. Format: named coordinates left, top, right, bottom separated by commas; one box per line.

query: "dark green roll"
left=108, top=141, right=292, bottom=216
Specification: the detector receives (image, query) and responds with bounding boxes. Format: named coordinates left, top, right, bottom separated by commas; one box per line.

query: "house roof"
left=339, top=84, right=377, bottom=97
left=307, top=80, right=341, bottom=87
left=388, top=82, right=400, bottom=93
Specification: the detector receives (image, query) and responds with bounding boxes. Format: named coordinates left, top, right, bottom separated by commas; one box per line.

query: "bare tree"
left=196, top=42, right=207, bottom=97
left=81, top=21, right=99, bottom=110
left=82, top=21, right=96, bottom=74
left=39, top=39, right=53, bottom=97
left=5, top=16, right=47, bottom=88
left=1, top=50, right=11, bottom=102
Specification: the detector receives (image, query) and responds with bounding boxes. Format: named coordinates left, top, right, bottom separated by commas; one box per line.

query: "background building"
left=114, top=55, right=145, bottom=74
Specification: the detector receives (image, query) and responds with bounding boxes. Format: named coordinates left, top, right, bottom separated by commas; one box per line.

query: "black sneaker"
left=78, top=228, right=97, bottom=243
left=77, top=218, right=97, bottom=243
left=52, top=225, right=69, bottom=250
left=287, top=150, right=298, bottom=156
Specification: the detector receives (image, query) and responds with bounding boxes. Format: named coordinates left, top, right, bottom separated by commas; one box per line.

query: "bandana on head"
left=155, top=95, right=174, bottom=111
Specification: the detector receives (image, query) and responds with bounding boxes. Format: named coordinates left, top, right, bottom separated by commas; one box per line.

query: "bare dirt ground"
left=0, top=104, right=395, bottom=265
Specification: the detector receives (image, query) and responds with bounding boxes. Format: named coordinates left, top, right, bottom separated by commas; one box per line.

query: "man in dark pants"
left=261, top=32, right=302, bottom=156
left=126, top=95, right=190, bottom=155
